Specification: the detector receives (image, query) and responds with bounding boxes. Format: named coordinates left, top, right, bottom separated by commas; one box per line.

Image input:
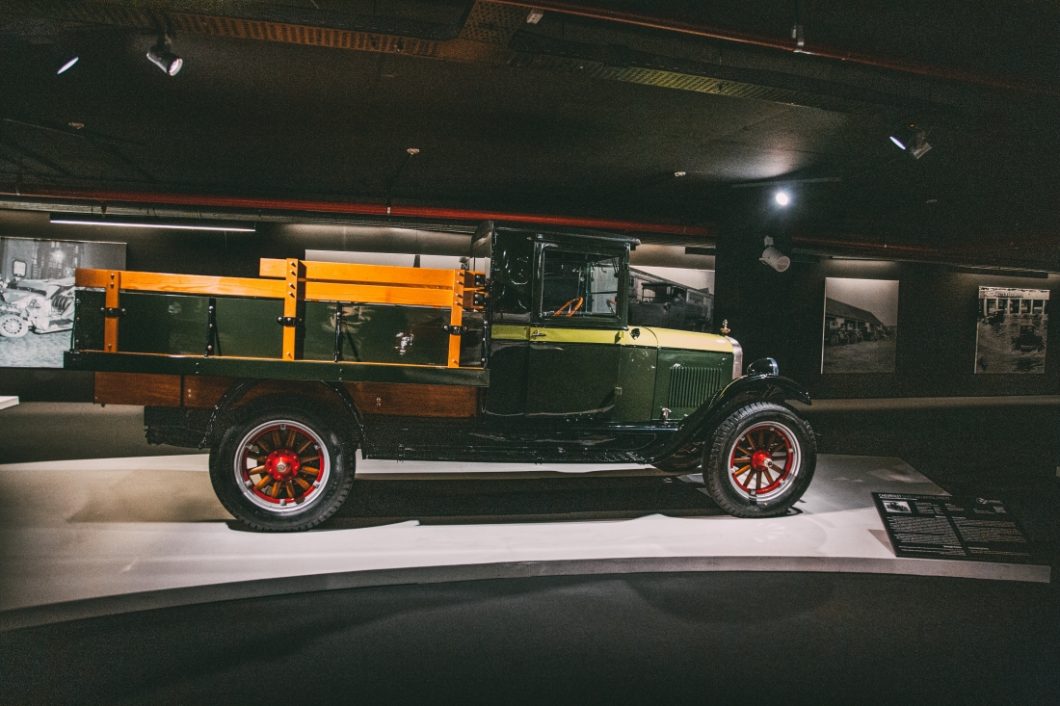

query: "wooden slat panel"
left=76, top=269, right=110, bottom=287
left=103, top=270, right=120, bottom=352
left=260, top=258, right=472, bottom=288
left=76, top=268, right=284, bottom=298
left=79, top=266, right=477, bottom=308
left=282, top=258, right=304, bottom=361
left=94, top=372, right=181, bottom=406
left=347, top=382, right=478, bottom=418
left=304, top=281, right=454, bottom=307
left=447, top=269, right=463, bottom=368
left=182, top=375, right=236, bottom=408
left=122, top=271, right=285, bottom=298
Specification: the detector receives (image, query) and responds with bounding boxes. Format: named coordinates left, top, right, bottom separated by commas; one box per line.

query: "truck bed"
left=66, top=258, right=489, bottom=388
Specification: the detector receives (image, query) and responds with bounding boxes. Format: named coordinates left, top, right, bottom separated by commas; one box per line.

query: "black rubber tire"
left=703, top=401, right=816, bottom=518
left=0, top=313, right=28, bottom=338
left=209, top=400, right=356, bottom=532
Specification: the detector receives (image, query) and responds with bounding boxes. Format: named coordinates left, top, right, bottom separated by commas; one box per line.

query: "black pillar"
left=714, top=217, right=798, bottom=371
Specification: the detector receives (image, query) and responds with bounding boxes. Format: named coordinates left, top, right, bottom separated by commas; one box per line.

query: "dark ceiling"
left=1, top=1, right=1058, bottom=268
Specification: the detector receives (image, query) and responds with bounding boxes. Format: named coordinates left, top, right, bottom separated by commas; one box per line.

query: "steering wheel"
left=552, top=296, right=584, bottom=317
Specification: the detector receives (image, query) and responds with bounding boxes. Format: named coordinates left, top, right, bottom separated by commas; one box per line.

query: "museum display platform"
left=0, top=451, right=1049, bottom=630
left=0, top=395, right=18, bottom=410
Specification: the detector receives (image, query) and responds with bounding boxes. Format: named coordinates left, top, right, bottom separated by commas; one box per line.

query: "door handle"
left=529, top=331, right=547, bottom=339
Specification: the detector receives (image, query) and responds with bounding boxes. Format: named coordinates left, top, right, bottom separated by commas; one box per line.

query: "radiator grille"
left=668, top=366, right=722, bottom=409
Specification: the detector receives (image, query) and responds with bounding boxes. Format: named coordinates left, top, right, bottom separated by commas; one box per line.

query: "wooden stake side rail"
left=75, top=259, right=487, bottom=369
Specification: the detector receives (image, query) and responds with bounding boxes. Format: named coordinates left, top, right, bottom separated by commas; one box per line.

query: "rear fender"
left=199, top=380, right=365, bottom=448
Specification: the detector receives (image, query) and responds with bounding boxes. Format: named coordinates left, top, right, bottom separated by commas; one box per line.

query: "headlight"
left=747, top=357, right=780, bottom=377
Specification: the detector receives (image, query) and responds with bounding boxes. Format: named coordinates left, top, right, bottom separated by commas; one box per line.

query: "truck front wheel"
left=703, top=402, right=816, bottom=518
left=209, top=402, right=356, bottom=531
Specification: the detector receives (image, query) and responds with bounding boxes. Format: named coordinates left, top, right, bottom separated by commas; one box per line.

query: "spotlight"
left=56, top=54, right=79, bottom=75
left=774, top=189, right=792, bottom=207
left=759, top=236, right=791, bottom=273
left=889, top=123, right=931, bottom=159
left=146, top=36, right=183, bottom=76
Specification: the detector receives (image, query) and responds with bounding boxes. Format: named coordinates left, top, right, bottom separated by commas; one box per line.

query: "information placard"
left=873, top=493, right=1035, bottom=563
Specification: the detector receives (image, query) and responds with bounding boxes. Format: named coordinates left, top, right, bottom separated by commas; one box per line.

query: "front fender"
left=711, top=373, right=812, bottom=409
left=645, top=364, right=811, bottom=462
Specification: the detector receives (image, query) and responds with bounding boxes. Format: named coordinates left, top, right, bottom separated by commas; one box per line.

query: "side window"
left=540, top=249, right=622, bottom=321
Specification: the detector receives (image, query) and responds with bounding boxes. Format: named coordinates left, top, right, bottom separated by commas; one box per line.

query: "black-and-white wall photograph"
left=0, top=236, right=125, bottom=368
left=975, top=286, right=1049, bottom=374
left=821, top=277, right=899, bottom=374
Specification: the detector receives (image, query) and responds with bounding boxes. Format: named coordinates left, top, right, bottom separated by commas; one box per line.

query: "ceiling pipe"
left=492, top=1, right=1059, bottom=97
left=792, top=234, right=1059, bottom=272
left=0, top=187, right=713, bottom=238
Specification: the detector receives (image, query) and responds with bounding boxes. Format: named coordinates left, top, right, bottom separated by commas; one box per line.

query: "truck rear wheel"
left=703, top=402, right=815, bottom=518
left=209, top=402, right=356, bottom=531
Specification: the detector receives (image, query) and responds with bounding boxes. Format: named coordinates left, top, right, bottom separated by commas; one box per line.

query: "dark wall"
left=715, top=229, right=1059, bottom=399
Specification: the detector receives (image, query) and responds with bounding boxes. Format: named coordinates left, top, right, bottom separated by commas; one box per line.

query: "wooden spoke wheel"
left=234, top=420, right=331, bottom=514
left=726, top=422, right=801, bottom=503
left=210, top=402, right=356, bottom=531
left=703, top=402, right=816, bottom=518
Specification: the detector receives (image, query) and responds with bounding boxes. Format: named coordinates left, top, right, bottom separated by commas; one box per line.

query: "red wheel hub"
left=264, top=449, right=302, bottom=481
left=751, top=449, right=772, bottom=471
left=728, top=422, right=800, bottom=499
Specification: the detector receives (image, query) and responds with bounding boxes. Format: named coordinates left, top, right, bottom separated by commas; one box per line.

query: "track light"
left=889, top=123, right=932, bottom=159
left=56, top=54, right=79, bottom=75
left=759, top=236, right=791, bottom=273
left=146, top=36, right=183, bottom=76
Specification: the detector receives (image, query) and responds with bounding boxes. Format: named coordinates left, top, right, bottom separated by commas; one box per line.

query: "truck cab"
left=483, top=228, right=735, bottom=423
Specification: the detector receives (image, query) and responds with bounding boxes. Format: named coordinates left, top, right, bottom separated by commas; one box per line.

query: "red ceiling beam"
left=493, top=1, right=1059, bottom=97
left=0, top=187, right=713, bottom=238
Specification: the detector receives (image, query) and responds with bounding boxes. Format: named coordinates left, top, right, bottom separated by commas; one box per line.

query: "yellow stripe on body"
left=490, top=323, right=734, bottom=353
left=491, top=324, right=530, bottom=341
left=646, top=327, right=734, bottom=354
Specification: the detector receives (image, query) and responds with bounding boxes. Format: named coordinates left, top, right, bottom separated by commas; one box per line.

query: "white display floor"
left=0, top=453, right=1049, bottom=620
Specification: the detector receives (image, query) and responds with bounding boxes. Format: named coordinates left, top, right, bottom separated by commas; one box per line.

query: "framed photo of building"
left=821, top=277, right=899, bottom=374
left=974, top=287, right=1049, bottom=374
left=0, top=236, right=126, bottom=368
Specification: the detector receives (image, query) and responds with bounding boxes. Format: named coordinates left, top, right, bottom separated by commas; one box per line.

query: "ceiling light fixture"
left=49, top=214, right=255, bottom=232
left=889, top=123, right=932, bottom=159
left=56, top=54, right=80, bottom=75
left=774, top=189, right=792, bottom=207
left=146, top=35, right=183, bottom=76
left=759, top=236, right=791, bottom=272
left=526, top=9, right=545, bottom=24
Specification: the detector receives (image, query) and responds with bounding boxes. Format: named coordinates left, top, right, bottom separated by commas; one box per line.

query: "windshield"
left=540, top=249, right=622, bottom=319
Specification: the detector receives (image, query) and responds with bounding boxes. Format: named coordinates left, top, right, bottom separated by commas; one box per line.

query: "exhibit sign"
left=974, top=286, right=1049, bottom=374
left=821, top=277, right=899, bottom=373
left=873, top=493, right=1035, bottom=563
left=0, top=236, right=125, bottom=368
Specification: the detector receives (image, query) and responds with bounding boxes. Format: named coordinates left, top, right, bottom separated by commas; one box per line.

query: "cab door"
left=524, top=240, right=628, bottom=419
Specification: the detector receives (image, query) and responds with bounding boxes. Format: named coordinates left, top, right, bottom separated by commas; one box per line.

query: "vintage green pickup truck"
left=66, top=225, right=816, bottom=531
